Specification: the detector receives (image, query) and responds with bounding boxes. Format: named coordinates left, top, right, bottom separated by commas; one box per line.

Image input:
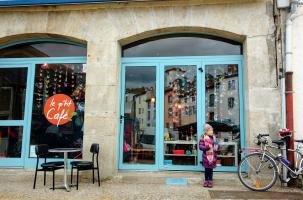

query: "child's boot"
left=203, top=181, right=208, bottom=187
left=208, top=180, right=213, bottom=188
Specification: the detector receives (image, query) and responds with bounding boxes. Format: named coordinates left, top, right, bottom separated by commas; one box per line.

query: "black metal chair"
left=70, top=143, right=100, bottom=189
left=33, top=144, right=64, bottom=190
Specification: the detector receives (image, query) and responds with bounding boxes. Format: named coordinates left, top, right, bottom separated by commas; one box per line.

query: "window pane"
left=0, top=126, right=23, bottom=158
left=123, top=66, right=156, bottom=164
left=123, top=35, right=241, bottom=57
left=205, top=64, right=240, bottom=167
left=0, top=68, right=27, bottom=120
left=0, top=42, right=87, bottom=58
left=164, top=65, right=198, bottom=166
left=29, top=63, right=86, bottom=159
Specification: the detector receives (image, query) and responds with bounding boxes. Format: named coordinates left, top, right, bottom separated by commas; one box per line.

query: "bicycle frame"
left=260, top=141, right=303, bottom=177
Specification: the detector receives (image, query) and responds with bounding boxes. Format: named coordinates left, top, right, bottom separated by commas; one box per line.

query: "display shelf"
left=217, top=155, right=235, bottom=158
left=217, top=141, right=238, bottom=166
left=164, top=154, right=197, bottom=157
left=164, top=137, right=198, bottom=166
left=164, top=140, right=197, bottom=145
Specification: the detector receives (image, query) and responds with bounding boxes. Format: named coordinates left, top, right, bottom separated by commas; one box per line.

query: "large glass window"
left=0, top=126, right=23, bottom=158
left=205, top=64, right=240, bottom=166
left=122, top=34, right=242, bottom=57
left=122, top=66, right=156, bottom=164
left=0, top=67, right=27, bottom=158
left=29, top=63, right=86, bottom=159
left=164, top=65, right=198, bottom=166
left=0, top=68, right=27, bottom=120
left=0, top=39, right=87, bottom=166
left=0, top=42, right=86, bottom=58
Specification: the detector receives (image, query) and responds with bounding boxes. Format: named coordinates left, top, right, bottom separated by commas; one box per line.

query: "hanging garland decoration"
left=34, top=66, right=44, bottom=110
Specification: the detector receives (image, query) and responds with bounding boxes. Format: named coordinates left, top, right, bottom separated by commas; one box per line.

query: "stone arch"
left=118, top=26, right=246, bottom=47
left=0, top=33, right=87, bottom=48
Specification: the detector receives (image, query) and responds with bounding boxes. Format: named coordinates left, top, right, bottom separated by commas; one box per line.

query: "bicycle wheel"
left=238, top=152, right=278, bottom=191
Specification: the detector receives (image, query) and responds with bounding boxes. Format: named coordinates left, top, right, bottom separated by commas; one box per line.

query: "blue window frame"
left=119, top=56, right=245, bottom=172
left=0, top=39, right=87, bottom=168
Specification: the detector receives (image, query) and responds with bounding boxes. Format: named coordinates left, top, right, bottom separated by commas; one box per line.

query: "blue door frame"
left=119, top=56, right=245, bottom=172
left=0, top=57, right=87, bottom=168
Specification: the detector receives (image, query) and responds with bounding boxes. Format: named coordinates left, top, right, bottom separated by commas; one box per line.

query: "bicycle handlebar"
left=257, top=134, right=269, bottom=138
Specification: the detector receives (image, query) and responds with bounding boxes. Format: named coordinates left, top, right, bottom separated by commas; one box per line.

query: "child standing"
left=199, top=124, right=219, bottom=188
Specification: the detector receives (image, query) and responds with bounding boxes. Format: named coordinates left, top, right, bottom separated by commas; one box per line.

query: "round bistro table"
left=48, top=148, right=81, bottom=192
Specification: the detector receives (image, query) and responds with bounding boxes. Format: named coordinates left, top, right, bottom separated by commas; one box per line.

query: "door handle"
left=120, top=115, right=126, bottom=123
left=198, top=67, right=203, bottom=72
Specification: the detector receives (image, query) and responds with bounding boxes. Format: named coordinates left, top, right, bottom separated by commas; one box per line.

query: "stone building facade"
left=0, top=0, right=282, bottom=179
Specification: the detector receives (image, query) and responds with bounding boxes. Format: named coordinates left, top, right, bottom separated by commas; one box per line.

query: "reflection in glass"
left=0, top=42, right=87, bottom=58
left=123, top=66, right=156, bottom=164
left=164, top=65, right=197, bottom=166
left=30, top=64, right=86, bottom=159
left=0, top=126, right=23, bottom=158
left=205, top=64, right=240, bottom=166
left=123, top=35, right=242, bottom=57
left=0, top=68, right=27, bottom=120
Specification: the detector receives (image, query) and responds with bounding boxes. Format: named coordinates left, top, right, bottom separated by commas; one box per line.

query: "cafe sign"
left=44, top=94, right=76, bottom=126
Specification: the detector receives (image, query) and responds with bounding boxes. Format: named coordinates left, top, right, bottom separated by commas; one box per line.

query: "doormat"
left=209, top=190, right=302, bottom=200
left=165, top=178, right=188, bottom=186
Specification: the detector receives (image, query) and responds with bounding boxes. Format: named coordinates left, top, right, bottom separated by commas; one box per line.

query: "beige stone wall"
left=292, top=6, right=303, bottom=142
left=0, top=0, right=280, bottom=178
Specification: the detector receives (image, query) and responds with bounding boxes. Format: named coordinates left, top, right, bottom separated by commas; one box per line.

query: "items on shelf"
left=173, top=150, right=185, bottom=155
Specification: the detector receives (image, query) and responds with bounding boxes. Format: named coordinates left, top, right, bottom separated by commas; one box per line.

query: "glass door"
left=119, top=63, right=159, bottom=169
left=119, top=56, right=244, bottom=171
left=159, top=61, right=204, bottom=170
left=0, top=65, right=31, bottom=167
left=203, top=60, right=244, bottom=171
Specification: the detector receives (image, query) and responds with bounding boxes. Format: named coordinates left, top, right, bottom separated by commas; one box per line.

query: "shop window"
left=0, top=126, right=23, bottom=158
left=164, top=65, right=197, bottom=166
left=122, top=33, right=242, bottom=57
left=29, top=63, right=86, bottom=159
left=0, top=68, right=27, bottom=120
left=205, top=64, right=240, bottom=167
left=0, top=68, right=27, bottom=158
left=0, top=42, right=86, bottom=58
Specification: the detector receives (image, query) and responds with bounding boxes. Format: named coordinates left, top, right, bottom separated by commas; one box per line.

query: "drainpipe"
left=284, top=0, right=299, bottom=166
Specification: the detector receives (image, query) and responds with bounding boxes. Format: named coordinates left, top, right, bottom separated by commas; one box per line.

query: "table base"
left=50, top=184, right=76, bottom=192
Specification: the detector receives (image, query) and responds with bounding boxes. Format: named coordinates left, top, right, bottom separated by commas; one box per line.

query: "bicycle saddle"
left=295, top=139, right=303, bottom=143
left=272, top=140, right=285, bottom=146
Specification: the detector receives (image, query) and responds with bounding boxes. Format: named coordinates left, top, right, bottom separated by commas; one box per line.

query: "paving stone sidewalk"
left=0, top=169, right=302, bottom=200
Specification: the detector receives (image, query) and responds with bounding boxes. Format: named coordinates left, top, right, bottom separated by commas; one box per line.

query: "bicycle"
left=238, top=133, right=303, bottom=191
